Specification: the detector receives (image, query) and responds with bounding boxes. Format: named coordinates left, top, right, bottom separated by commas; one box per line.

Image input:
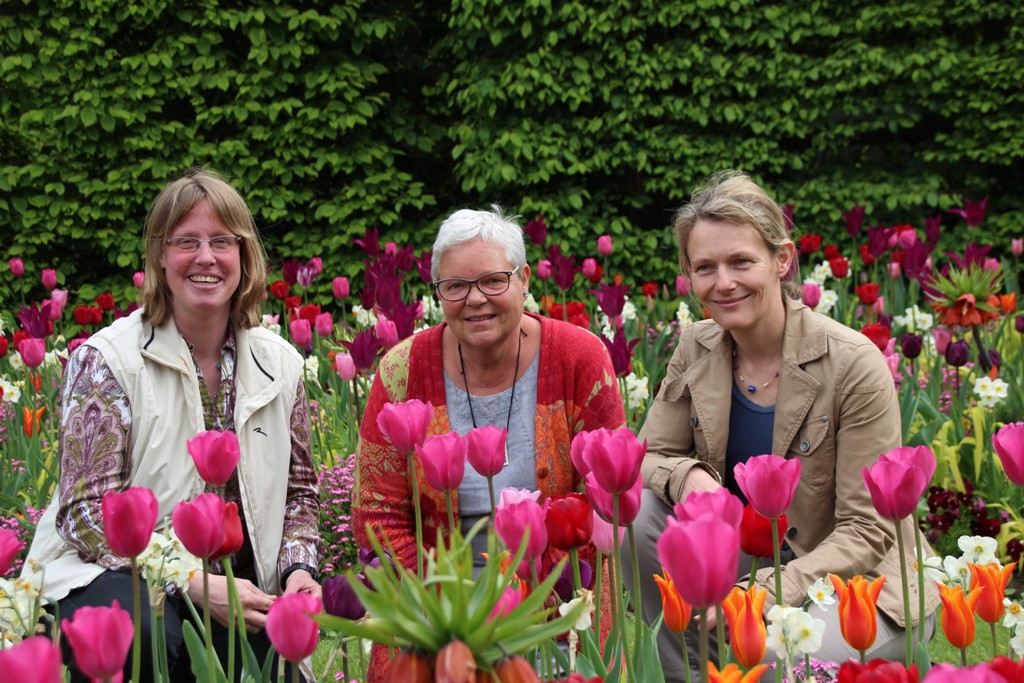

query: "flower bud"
left=435, top=640, right=476, bottom=683
left=945, top=339, right=970, bottom=367
left=491, top=655, right=540, bottom=683
left=900, top=333, right=922, bottom=360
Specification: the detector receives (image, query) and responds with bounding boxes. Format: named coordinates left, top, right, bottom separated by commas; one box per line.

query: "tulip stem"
left=699, top=614, right=709, bottom=683
left=747, top=556, right=760, bottom=590
left=444, top=490, right=456, bottom=537
left=959, top=646, right=967, bottom=667
left=202, top=561, right=216, bottom=683
left=681, top=630, right=691, bottom=683
left=594, top=550, right=603, bottom=641
left=715, top=605, right=726, bottom=668
left=895, top=520, right=914, bottom=666
left=612, top=498, right=634, bottom=683
left=570, top=547, right=582, bottom=594
left=991, top=620, right=999, bottom=660
left=224, top=560, right=238, bottom=683
left=407, top=451, right=425, bottom=579
left=486, top=475, right=496, bottom=522
left=771, top=518, right=784, bottom=683
left=914, top=512, right=927, bottom=647
left=628, top=524, right=643, bottom=673
left=130, top=560, right=142, bottom=683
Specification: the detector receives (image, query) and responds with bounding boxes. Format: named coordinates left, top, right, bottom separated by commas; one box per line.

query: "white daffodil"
left=303, top=356, right=320, bottom=384
left=958, top=535, right=999, bottom=566
left=1011, top=623, right=1024, bottom=659
left=1003, top=598, right=1024, bottom=628
left=353, top=305, right=378, bottom=329
left=676, top=301, right=694, bottom=329
left=558, top=589, right=594, bottom=631
left=814, top=290, right=838, bottom=315
left=787, top=609, right=826, bottom=655
left=139, top=528, right=202, bottom=608
left=0, top=376, right=21, bottom=403
left=807, top=577, right=835, bottom=607
left=914, top=547, right=946, bottom=584
left=942, top=554, right=972, bottom=592
left=810, top=262, right=832, bottom=286
left=623, top=373, right=649, bottom=407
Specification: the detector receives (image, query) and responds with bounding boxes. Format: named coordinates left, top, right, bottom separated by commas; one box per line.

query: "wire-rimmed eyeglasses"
left=164, top=235, right=242, bottom=253
left=432, top=267, right=520, bottom=302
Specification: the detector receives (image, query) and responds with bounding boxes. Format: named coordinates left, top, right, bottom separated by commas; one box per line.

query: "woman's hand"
left=283, top=569, right=323, bottom=600
left=188, top=573, right=277, bottom=631
left=676, top=467, right=722, bottom=503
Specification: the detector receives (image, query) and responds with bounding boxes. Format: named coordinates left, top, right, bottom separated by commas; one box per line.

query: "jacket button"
left=787, top=527, right=798, bottom=540
left=800, top=440, right=810, bottom=452
left=537, top=466, right=550, bottom=480
left=690, top=416, right=699, bottom=427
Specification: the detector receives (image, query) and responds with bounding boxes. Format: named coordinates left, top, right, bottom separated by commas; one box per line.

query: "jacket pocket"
left=787, top=415, right=834, bottom=485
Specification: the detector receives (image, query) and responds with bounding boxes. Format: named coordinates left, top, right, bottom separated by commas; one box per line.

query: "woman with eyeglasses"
left=26, top=168, right=321, bottom=682
left=353, top=206, right=626, bottom=682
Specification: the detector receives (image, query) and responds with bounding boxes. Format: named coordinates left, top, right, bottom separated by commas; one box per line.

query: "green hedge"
left=2, top=0, right=1022, bottom=310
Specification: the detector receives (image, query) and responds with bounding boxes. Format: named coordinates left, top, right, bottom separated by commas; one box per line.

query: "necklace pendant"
left=503, top=440, right=510, bottom=467
left=747, top=385, right=756, bottom=394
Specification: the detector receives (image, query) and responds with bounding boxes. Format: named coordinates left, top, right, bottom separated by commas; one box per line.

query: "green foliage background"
left=2, top=0, right=1022, bottom=308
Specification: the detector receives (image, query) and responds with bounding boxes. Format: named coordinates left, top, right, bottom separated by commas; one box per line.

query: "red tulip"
left=270, top=280, right=290, bottom=300
left=1, top=527, right=25, bottom=576
left=332, top=276, right=350, bottom=299
left=289, top=318, right=312, bottom=348
left=860, top=322, right=891, bottom=351
left=836, top=659, right=919, bottom=683
left=575, top=428, right=646, bottom=494
left=597, top=235, right=613, bottom=256
left=376, top=399, right=434, bottom=453
left=17, top=338, right=45, bottom=369
left=993, top=422, right=1024, bottom=487
left=658, top=514, right=739, bottom=609
left=171, top=492, right=227, bottom=559
left=829, top=257, right=850, bottom=279
left=212, top=501, right=244, bottom=561
left=830, top=574, right=885, bottom=653
left=9, top=258, right=25, bottom=277
left=62, top=600, right=134, bottom=681
left=187, top=429, right=241, bottom=487
left=856, top=282, right=881, bottom=306
left=494, top=495, right=548, bottom=561
left=739, top=504, right=787, bottom=559
left=417, top=431, right=468, bottom=492
left=987, top=656, right=1024, bottom=681
left=673, top=487, right=743, bottom=527
left=464, top=426, right=507, bottom=478
left=102, top=487, right=159, bottom=558
left=41, top=268, right=57, bottom=290
left=265, top=593, right=323, bottom=662
left=586, top=471, right=642, bottom=526
left=733, top=454, right=801, bottom=519
left=545, top=492, right=593, bottom=550
left=0, top=635, right=63, bottom=683
left=862, top=459, right=929, bottom=521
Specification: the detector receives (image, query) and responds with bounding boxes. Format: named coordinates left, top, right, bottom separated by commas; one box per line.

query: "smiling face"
left=158, top=200, right=241, bottom=330
left=686, top=219, right=793, bottom=336
left=437, top=238, right=530, bottom=351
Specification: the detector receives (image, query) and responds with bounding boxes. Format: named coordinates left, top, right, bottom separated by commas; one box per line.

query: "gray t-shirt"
left=444, top=352, right=540, bottom=564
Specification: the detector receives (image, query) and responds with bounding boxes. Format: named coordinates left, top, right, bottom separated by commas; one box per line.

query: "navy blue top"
left=724, top=383, right=775, bottom=503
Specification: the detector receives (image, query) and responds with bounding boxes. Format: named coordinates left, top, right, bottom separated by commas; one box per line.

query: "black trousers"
left=55, top=570, right=303, bottom=683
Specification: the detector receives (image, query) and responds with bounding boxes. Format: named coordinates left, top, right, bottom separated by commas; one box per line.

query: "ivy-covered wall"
left=2, top=0, right=1021, bottom=307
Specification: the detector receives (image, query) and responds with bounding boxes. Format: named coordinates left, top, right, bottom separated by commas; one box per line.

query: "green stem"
left=895, top=520, right=913, bottom=666
left=681, top=629, right=691, bottom=683
left=914, top=512, right=927, bottom=647
left=699, top=614, right=709, bottom=683
left=771, top=518, right=784, bottom=683
left=612, top=498, right=633, bottom=683
left=407, top=451, right=425, bottom=579
left=594, top=550, right=603, bottom=641
left=224, top=559, right=239, bottom=683
left=715, top=605, right=726, bottom=668
left=131, top=561, right=142, bottom=683
left=628, top=524, right=643, bottom=673
left=959, top=647, right=967, bottom=667
left=444, top=489, right=456, bottom=537
left=570, top=547, right=582, bottom=594
left=991, top=619, right=999, bottom=659
left=747, top=556, right=760, bottom=590
left=487, top=475, right=496, bottom=521
left=202, top=562, right=215, bottom=683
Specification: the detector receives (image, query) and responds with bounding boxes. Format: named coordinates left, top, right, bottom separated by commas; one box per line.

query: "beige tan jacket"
left=640, top=297, right=939, bottom=624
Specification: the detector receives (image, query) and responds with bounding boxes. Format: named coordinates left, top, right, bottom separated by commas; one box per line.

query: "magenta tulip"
left=536, top=259, right=552, bottom=280
left=590, top=510, right=626, bottom=554
left=675, top=274, right=691, bottom=298
left=332, top=276, right=350, bottom=299
left=47, top=290, right=68, bottom=321
left=488, top=587, right=524, bottom=622
left=133, top=271, right=145, bottom=289
left=658, top=515, right=740, bottom=609
left=171, top=492, right=227, bottom=559
left=314, top=312, right=334, bottom=337
left=266, top=593, right=323, bottom=663
left=187, top=429, right=241, bottom=487
left=577, top=428, right=646, bottom=494
left=377, top=399, right=433, bottom=453
left=570, top=431, right=594, bottom=478
left=0, top=635, right=63, bottom=683
left=880, top=445, right=936, bottom=484
left=102, top=487, right=159, bottom=558
left=581, top=258, right=598, bottom=279
left=734, top=453, right=802, bottom=519
left=465, top=425, right=507, bottom=477
left=1013, top=238, right=1023, bottom=258
left=417, top=431, right=469, bottom=492
left=17, top=338, right=45, bottom=369
left=494, top=495, right=548, bottom=561
left=862, top=459, right=930, bottom=520
left=993, top=422, right=1024, bottom=488
left=375, top=318, right=399, bottom=347
left=289, top=319, right=312, bottom=348
left=9, top=258, right=25, bottom=277
left=334, top=352, right=357, bottom=381
left=62, top=600, right=134, bottom=681
left=673, top=487, right=743, bottom=528
left=41, top=268, right=57, bottom=290
left=586, top=471, right=642, bottom=525
left=1, top=527, right=25, bottom=576
left=597, top=235, right=613, bottom=256
left=932, top=327, right=952, bottom=355
left=802, top=282, right=822, bottom=309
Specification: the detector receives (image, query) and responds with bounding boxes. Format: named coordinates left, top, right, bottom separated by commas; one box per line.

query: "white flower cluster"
left=813, top=290, right=838, bottom=315
left=260, top=314, right=282, bottom=336
left=766, top=604, right=826, bottom=662
left=303, top=356, right=320, bottom=385
left=973, top=376, right=1009, bottom=408
left=352, top=305, right=378, bottom=329
left=6, top=353, right=24, bottom=373
left=596, top=301, right=638, bottom=337
left=523, top=292, right=541, bottom=315
left=0, top=561, right=43, bottom=648
left=420, top=294, right=445, bottom=325
left=917, top=535, right=1001, bottom=593
left=622, top=372, right=649, bottom=408
left=0, top=375, right=22, bottom=403
left=676, top=301, right=694, bottom=329
left=138, top=528, right=202, bottom=608
left=892, top=305, right=934, bottom=333
left=806, top=261, right=833, bottom=286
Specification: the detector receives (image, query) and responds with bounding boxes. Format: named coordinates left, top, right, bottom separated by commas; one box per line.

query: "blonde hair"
left=140, top=168, right=267, bottom=328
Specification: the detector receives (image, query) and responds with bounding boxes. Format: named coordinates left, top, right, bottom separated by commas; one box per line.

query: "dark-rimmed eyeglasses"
left=164, top=235, right=242, bottom=253
left=432, top=267, right=520, bottom=302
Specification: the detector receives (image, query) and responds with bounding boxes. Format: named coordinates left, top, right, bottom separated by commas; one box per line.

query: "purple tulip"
left=1016, top=316, right=1024, bottom=334
left=340, top=329, right=383, bottom=371
left=16, top=302, right=51, bottom=338
left=592, top=282, right=630, bottom=319
left=546, top=245, right=578, bottom=292
left=523, top=216, right=547, bottom=246
left=843, top=205, right=865, bottom=238
left=599, top=328, right=640, bottom=377
left=900, top=333, right=923, bottom=360
left=947, top=197, right=988, bottom=227
left=924, top=214, right=942, bottom=244
left=322, top=574, right=367, bottom=620
left=945, top=339, right=970, bottom=367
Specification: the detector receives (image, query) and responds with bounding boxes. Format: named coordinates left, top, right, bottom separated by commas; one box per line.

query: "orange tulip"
left=969, top=561, right=1017, bottom=624
left=721, top=585, right=768, bottom=668
left=999, top=292, right=1017, bottom=315
left=829, top=574, right=885, bottom=653
left=937, top=582, right=983, bottom=649
left=654, top=568, right=692, bottom=633
left=708, top=662, right=770, bottom=683
left=23, top=405, right=46, bottom=437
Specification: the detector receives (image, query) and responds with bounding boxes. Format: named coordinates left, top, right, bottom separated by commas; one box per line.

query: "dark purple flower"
left=866, top=225, right=895, bottom=259
left=523, top=216, right=547, bottom=246
left=946, top=197, right=988, bottom=227
left=1016, top=316, right=1024, bottom=334
left=878, top=314, right=893, bottom=329
left=353, top=227, right=381, bottom=258
left=341, top=330, right=384, bottom=371
left=944, top=243, right=991, bottom=270
left=322, top=574, right=367, bottom=620
left=843, top=205, right=865, bottom=238
left=382, top=300, right=421, bottom=341
left=281, top=259, right=303, bottom=286
left=902, top=240, right=934, bottom=283
left=547, top=245, right=578, bottom=292
left=599, top=329, right=641, bottom=378
left=16, top=303, right=51, bottom=338
left=414, top=250, right=433, bottom=285
left=592, top=283, right=630, bottom=319
left=988, top=349, right=1001, bottom=367
left=395, top=245, right=416, bottom=274
left=924, top=214, right=942, bottom=245
left=945, top=339, right=970, bottom=367
left=900, top=334, right=923, bottom=360
left=554, top=559, right=593, bottom=602
left=365, top=266, right=403, bottom=312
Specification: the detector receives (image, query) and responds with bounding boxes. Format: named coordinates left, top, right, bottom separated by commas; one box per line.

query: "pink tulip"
left=887, top=262, right=902, bottom=280
left=658, top=515, right=740, bottom=609
left=1013, top=238, right=1023, bottom=258
left=9, top=258, right=25, bottom=277
left=673, top=487, right=743, bottom=528
left=569, top=431, right=594, bottom=478
left=307, top=257, right=324, bottom=276
left=536, top=259, right=552, bottom=280
left=417, top=431, right=469, bottom=492
left=597, top=235, right=613, bottom=256
left=171, top=492, right=227, bottom=559
left=932, top=327, right=952, bottom=355
left=983, top=257, right=1000, bottom=273
left=41, top=268, right=57, bottom=290
left=880, top=445, right=937, bottom=484
left=884, top=353, right=900, bottom=380
left=17, top=338, right=46, bottom=368
left=734, top=454, right=802, bottom=519
left=675, top=274, right=691, bottom=298
left=102, top=487, right=159, bottom=558
left=586, top=471, right=642, bottom=525
left=590, top=510, right=626, bottom=554
left=314, top=312, right=334, bottom=337
left=376, top=399, right=434, bottom=453
left=872, top=295, right=885, bottom=315
left=801, top=283, right=821, bottom=309
left=465, top=425, right=507, bottom=477
left=581, top=258, right=598, bottom=279
left=334, top=352, right=357, bottom=381
left=993, top=422, right=1024, bottom=488
left=376, top=318, right=398, bottom=347
left=1, top=527, right=25, bottom=576
left=862, top=458, right=930, bottom=520
left=48, top=289, right=68, bottom=321
left=62, top=600, right=134, bottom=681
left=385, top=241, right=398, bottom=256
left=133, top=271, right=145, bottom=289
left=332, top=276, right=350, bottom=299
left=498, top=487, right=541, bottom=507
left=488, top=587, right=524, bottom=622
left=494, top=495, right=548, bottom=560
left=265, top=593, right=323, bottom=663
left=0, top=635, right=63, bottom=683
left=289, top=319, right=312, bottom=348
left=187, top=429, right=241, bottom=487
left=576, top=428, right=646, bottom=494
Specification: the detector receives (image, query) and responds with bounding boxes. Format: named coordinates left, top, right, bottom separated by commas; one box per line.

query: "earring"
left=523, top=290, right=530, bottom=299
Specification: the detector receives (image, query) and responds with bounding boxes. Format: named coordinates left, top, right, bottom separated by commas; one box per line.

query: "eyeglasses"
left=433, top=267, right=519, bottom=302
left=165, top=235, right=242, bottom=253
